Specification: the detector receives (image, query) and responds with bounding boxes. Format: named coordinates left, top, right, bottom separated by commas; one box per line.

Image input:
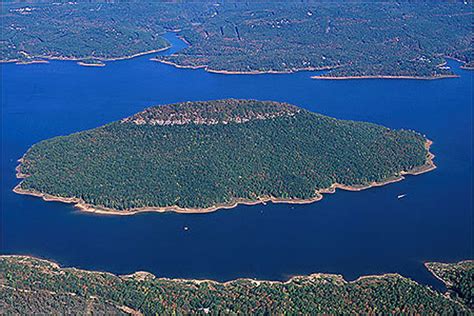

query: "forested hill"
left=1, top=1, right=472, bottom=78
left=15, top=99, right=433, bottom=213
left=0, top=256, right=471, bottom=314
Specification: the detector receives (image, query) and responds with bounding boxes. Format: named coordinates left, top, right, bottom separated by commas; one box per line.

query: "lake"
left=1, top=33, right=472, bottom=290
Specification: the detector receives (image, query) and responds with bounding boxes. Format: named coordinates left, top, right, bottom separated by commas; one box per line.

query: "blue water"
left=1, top=33, right=472, bottom=290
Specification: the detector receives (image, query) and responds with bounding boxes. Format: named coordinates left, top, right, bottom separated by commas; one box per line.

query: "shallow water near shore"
left=1, top=33, right=472, bottom=290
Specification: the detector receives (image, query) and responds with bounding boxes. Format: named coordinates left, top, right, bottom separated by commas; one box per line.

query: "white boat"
left=397, top=194, right=407, bottom=199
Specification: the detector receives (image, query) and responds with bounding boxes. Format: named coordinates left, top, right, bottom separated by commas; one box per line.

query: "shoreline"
left=0, top=254, right=421, bottom=286
left=13, top=140, right=436, bottom=216
left=423, top=260, right=474, bottom=288
left=152, top=58, right=339, bottom=75
left=424, top=263, right=453, bottom=288
left=15, top=60, right=50, bottom=65
left=311, top=74, right=460, bottom=80
left=153, top=59, right=462, bottom=80
left=1, top=45, right=171, bottom=67
left=3, top=54, right=469, bottom=79
left=444, top=55, right=474, bottom=70
left=3, top=255, right=468, bottom=313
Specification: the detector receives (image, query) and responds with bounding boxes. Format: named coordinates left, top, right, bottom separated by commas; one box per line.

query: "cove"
left=1, top=33, right=472, bottom=290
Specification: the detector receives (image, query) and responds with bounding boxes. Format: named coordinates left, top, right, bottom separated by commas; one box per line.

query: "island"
left=76, top=60, right=106, bottom=67
left=1, top=2, right=472, bottom=78
left=13, top=99, right=435, bottom=215
left=1, top=256, right=472, bottom=314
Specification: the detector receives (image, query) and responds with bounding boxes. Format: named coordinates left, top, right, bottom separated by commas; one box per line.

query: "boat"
left=397, top=194, right=407, bottom=199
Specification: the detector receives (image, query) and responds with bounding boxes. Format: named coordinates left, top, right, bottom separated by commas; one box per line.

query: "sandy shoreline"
left=311, top=74, right=460, bottom=80
left=1, top=45, right=171, bottom=67
left=152, top=58, right=338, bottom=75
left=15, top=60, right=50, bottom=65
left=4, top=53, right=469, bottom=79
left=0, top=254, right=412, bottom=286
left=153, top=59, right=464, bottom=80
left=13, top=140, right=436, bottom=216
left=3, top=254, right=468, bottom=313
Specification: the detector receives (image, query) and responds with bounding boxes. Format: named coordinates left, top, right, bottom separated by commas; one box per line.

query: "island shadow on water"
left=1, top=32, right=472, bottom=292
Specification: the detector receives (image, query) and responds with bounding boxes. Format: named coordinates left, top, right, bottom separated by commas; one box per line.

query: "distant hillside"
left=1, top=2, right=472, bottom=78
left=156, top=2, right=473, bottom=78
left=14, top=99, right=434, bottom=214
left=0, top=256, right=470, bottom=314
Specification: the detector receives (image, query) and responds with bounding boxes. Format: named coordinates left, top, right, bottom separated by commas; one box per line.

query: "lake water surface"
left=1, top=33, right=472, bottom=289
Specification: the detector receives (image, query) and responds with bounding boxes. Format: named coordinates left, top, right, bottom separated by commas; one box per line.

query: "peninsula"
left=0, top=256, right=471, bottom=314
left=14, top=99, right=435, bottom=215
left=426, top=261, right=474, bottom=309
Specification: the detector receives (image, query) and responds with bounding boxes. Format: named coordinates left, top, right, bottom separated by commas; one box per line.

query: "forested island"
left=1, top=1, right=472, bottom=78
left=14, top=99, right=435, bottom=214
left=1, top=256, right=472, bottom=314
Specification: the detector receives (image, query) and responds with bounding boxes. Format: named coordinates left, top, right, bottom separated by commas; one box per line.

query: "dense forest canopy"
left=1, top=256, right=471, bottom=314
left=426, top=261, right=474, bottom=309
left=0, top=2, right=209, bottom=62
left=16, top=99, right=432, bottom=212
left=1, top=1, right=472, bottom=77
